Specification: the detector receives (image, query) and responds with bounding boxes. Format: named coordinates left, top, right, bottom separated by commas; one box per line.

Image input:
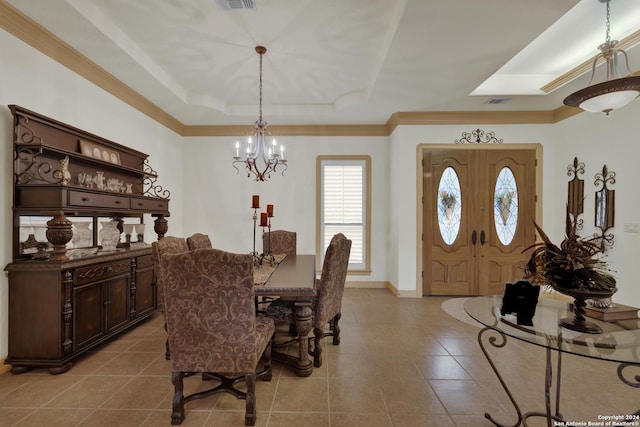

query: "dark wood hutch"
left=5, top=105, right=170, bottom=374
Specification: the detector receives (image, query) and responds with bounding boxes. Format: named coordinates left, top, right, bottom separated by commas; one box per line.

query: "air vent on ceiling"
left=215, top=0, right=255, bottom=9
left=485, top=98, right=510, bottom=105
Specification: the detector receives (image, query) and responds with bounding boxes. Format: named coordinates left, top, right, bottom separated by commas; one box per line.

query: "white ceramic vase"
left=100, top=221, right=120, bottom=250
left=72, top=221, right=92, bottom=248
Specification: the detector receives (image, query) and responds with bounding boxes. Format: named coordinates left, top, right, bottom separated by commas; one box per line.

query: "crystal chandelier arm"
left=230, top=45, right=288, bottom=181
left=232, top=158, right=242, bottom=175
left=276, top=158, right=288, bottom=177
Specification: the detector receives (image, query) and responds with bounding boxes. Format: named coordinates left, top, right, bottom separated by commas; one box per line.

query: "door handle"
left=480, top=230, right=486, bottom=245
left=471, top=230, right=477, bottom=245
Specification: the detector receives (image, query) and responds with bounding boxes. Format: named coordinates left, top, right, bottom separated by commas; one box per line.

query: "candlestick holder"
left=261, top=218, right=275, bottom=266
left=251, top=208, right=262, bottom=265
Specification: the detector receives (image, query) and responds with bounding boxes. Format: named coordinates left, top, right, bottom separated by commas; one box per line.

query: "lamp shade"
left=563, top=76, right=640, bottom=114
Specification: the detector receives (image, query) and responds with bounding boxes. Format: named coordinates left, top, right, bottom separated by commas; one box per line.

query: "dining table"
left=254, top=254, right=316, bottom=377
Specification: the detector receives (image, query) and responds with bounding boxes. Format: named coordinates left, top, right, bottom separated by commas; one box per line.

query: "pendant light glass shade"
left=563, top=0, right=640, bottom=115
left=564, top=77, right=640, bottom=114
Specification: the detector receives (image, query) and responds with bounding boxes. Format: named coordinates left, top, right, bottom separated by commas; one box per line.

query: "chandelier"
left=563, top=0, right=640, bottom=115
left=232, top=46, right=287, bottom=181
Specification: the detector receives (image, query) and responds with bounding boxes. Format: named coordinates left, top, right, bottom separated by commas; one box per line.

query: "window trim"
left=316, top=155, right=371, bottom=274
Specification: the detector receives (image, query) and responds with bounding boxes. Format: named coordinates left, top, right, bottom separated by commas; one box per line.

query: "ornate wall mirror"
left=594, top=164, right=615, bottom=251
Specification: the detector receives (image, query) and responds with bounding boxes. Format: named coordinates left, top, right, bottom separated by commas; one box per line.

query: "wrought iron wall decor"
left=594, top=164, right=616, bottom=251
left=143, top=158, right=171, bottom=199
left=454, top=128, right=503, bottom=144
left=567, top=157, right=585, bottom=230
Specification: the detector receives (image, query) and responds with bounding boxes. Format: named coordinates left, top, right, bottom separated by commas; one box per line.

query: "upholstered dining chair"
left=161, top=248, right=275, bottom=426
left=262, top=230, right=296, bottom=256
left=259, top=230, right=297, bottom=308
left=265, top=233, right=351, bottom=368
left=186, top=232, right=212, bottom=250
left=151, top=236, right=189, bottom=360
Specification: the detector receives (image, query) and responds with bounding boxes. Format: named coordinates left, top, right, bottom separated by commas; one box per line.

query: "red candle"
left=267, top=204, right=274, bottom=217
left=252, top=195, right=260, bottom=209
left=260, top=212, right=268, bottom=227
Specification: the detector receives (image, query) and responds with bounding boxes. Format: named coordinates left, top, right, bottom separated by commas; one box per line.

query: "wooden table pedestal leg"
left=292, top=301, right=314, bottom=377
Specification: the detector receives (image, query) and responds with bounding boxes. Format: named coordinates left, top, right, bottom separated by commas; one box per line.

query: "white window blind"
left=321, top=160, right=366, bottom=269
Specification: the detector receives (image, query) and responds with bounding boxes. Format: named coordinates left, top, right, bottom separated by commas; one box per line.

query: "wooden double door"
left=423, top=148, right=537, bottom=296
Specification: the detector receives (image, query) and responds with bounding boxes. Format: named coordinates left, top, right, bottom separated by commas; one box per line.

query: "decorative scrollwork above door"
left=454, top=128, right=503, bottom=144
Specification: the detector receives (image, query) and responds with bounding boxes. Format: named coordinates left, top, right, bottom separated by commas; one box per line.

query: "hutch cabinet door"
left=105, top=275, right=130, bottom=334
left=73, top=282, right=104, bottom=351
left=134, top=254, right=156, bottom=317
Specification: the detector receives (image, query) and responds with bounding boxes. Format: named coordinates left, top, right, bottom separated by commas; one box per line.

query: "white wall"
left=0, top=30, right=185, bottom=359
left=180, top=135, right=390, bottom=281
left=554, top=102, right=640, bottom=307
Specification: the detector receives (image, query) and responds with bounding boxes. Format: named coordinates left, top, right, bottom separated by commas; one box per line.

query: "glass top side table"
left=464, top=295, right=640, bottom=427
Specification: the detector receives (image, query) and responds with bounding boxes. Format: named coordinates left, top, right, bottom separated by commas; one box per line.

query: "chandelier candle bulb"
left=252, top=195, right=260, bottom=209
left=260, top=212, right=268, bottom=227
left=280, top=144, right=284, bottom=159
left=267, top=204, right=274, bottom=217
left=235, top=141, right=240, bottom=158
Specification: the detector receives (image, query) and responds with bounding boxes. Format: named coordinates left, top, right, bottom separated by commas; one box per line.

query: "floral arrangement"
left=524, top=210, right=616, bottom=292
left=439, top=190, right=457, bottom=209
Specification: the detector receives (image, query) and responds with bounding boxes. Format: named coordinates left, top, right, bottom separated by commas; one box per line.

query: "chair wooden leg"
left=262, top=334, right=273, bottom=382
left=170, top=372, right=185, bottom=425
left=313, top=327, right=324, bottom=368
left=164, top=321, right=171, bottom=360
left=244, top=372, right=257, bottom=426
left=332, top=312, right=341, bottom=345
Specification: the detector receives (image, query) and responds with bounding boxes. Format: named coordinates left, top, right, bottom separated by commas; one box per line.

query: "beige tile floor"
left=0, top=288, right=636, bottom=426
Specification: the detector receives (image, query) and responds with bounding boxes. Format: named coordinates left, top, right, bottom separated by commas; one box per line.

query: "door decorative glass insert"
left=437, top=167, right=461, bottom=245
left=494, top=167, right=518, bottom=245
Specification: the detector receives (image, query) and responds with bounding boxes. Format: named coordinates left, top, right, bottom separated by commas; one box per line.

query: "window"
left=316, top=155, right=371, bottom=272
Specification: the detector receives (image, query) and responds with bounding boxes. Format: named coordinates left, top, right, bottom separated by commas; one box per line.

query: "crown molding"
left=183, top=124, right=389, bottom=137
left=541, top=29, right=640, bottom=94
left=552, top=104, right=583, bottom=122
left=1, top=0, right=581, bottom=138
left=0, top=0, right=185, bottom=135
left=386, top=111, right=556, bottom=133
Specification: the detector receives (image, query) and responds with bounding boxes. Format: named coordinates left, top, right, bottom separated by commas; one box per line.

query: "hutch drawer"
left=131, top=196, right=169, bottom=212
left=68, top=190, right=129, bottom=209
left=75, top=258, right=132, bottom=285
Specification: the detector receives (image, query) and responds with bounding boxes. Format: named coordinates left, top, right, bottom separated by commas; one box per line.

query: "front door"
left=423, top=148, right=536, bottom=296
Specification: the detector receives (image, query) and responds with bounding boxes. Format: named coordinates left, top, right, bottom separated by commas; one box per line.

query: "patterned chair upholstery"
left=162, top=248, right=275, bottom=426
left=151, top=236, right=189, bottom=360
left=262, top=230, right=296, bottom=255
left=265, top=233, right=351, bottom=367
left=186, top=233, right=212, bottom=250
left=260, top=230, right=297, bottom=308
